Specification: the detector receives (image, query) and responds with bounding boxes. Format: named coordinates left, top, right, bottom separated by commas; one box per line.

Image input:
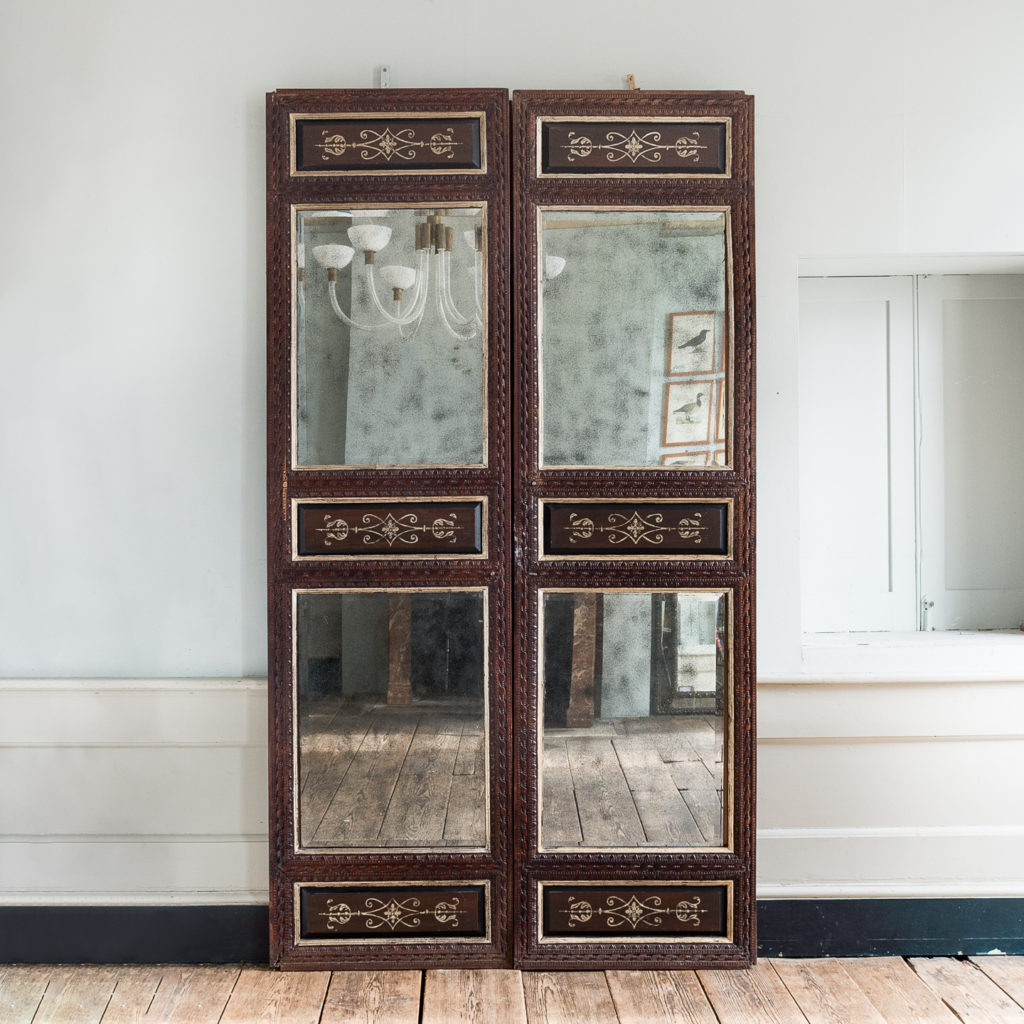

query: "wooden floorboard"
left=771, top=958, right=888, bottom=1023
left=32, top=966, right=120, bottom=1024
left=0, top=965, right=54, bottom=1024
left=3, top=958, right=1024, bottom=1022
left=613, top=742, right=705, bottom=846
left=697, top=961, right=808, bottom=1023
left=98, top=966, right=166, bottom=1022
left=311, top=717, right=415, bottom=847
left=320, top=971, right=421, bottom=1024
left=839, top=956, right=961, bottom=1022
left=911, top=956, right=1024, bottom=1023
left=541, top=741, right=583, bottom=846
left=970, top=954, right=1024, bottom=1008
left=523, top=971, right=619, bottom=1024
left=143, top=966, right=240, bottom=1024
left=422, top=969, right=527, bottom=1024
left=217, top=966, right=331, bottom=1024
left=563, top=738, right=647, bottom=847
left=605, top=970, right=718, bottom=1024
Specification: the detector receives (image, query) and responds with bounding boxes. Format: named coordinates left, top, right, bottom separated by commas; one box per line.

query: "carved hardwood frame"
left=267, top=87, right=753, bottom=970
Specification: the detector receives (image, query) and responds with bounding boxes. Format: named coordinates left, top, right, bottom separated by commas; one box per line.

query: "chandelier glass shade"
left=301, top=207, right=485, bottom=341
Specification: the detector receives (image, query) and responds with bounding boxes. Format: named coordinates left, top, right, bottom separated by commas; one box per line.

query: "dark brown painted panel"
left=297, top=501, right=483, bottom=556
left=543, top=502, right=728, bottom=556
left=542, top=885, right=728, bottom=938
left=541, top=119, right=728, bottom=175
left=294, top=116, right=482, bottom=172
left=299, top=886, right=486, bottom=939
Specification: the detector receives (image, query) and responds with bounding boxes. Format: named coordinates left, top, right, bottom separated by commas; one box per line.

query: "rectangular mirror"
left=539, top=589, right=728, bottom=851
left=539, top=208, right=730, bottom=469
left=294, top=204, right=487, bottom=468
left=295, top=589, right=488, bottom=851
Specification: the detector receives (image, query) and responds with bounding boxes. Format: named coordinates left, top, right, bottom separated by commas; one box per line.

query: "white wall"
left=1, top=0, right=1023, bottom=905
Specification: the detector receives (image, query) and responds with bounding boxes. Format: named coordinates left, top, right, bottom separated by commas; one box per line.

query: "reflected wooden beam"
left=566, top=593, right=597, bottom=728
left=387, top=595, right=412, bottom=705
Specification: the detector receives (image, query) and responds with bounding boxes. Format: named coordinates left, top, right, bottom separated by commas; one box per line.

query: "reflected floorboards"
left=300, top=699, right=486, bottom=850
left=544, top=715, right=724, bottom=848
left=299, top=699, right=722, bottom=851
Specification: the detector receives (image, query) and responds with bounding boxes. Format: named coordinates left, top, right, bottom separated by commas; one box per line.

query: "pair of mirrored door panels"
left=267, top=89, right=755, bottom=969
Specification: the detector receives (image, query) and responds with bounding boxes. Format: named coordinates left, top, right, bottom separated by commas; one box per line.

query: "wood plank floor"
left=2, top=958, right=1021, bottom=1023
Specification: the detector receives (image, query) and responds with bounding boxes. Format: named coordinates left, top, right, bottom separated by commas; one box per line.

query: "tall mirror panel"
left=269, top=87, right=751, bottom=971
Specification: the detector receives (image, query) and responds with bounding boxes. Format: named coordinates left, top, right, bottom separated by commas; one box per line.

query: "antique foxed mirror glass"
left=539, top=589, right=729, bottom=851
left=539, top=208, right=731, bottom=470
left=294, top=589, right=488, bottom=851
left=294, top=205, right=486, bottom=469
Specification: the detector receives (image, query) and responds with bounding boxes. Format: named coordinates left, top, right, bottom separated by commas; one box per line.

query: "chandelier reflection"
left=310, top=210, right=483, bottom=341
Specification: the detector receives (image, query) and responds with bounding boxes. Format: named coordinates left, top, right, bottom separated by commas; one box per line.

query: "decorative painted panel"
left=540, top=118, right=730, bottom=176
left=292, top=115, right=484, bottom=174
left=541, top=883, right=729, bottom=938
left=296, top=501, right=484, bottom=557
left=542, top=501, right=729, bottom=557
left=299, top=884, right=487, bottom=940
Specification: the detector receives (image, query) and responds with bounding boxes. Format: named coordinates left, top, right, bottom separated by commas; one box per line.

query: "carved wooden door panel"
left=511, top=90, right=756, bottom=968
left=266, top=88, right=512, bottom=968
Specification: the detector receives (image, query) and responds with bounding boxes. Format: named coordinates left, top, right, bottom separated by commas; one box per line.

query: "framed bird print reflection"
left=668, top=311, right=719, bottom=377
left=663, top=380, right=715, bottom=447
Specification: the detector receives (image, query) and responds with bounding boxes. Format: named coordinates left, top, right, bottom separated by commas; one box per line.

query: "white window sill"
left=768, top=631, right=1024, bottom=684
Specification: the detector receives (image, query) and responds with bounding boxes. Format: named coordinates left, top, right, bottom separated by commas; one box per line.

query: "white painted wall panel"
left=759, top=739, right=1024, bottom=829
left=0, top=746, right=266, bottom=836
left=759, top=680, right=1024, bottom=739
left=758, top=830, right=1024, bottom=898
left=798, top=276, right=917, bottom=632
left=0, top=681, right=267, bottom=904
left=0, top=680, right=266, bottom=745
left=0, top=840, right=268, bottom=905
left=918, top=275, right=1024, bottom=629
